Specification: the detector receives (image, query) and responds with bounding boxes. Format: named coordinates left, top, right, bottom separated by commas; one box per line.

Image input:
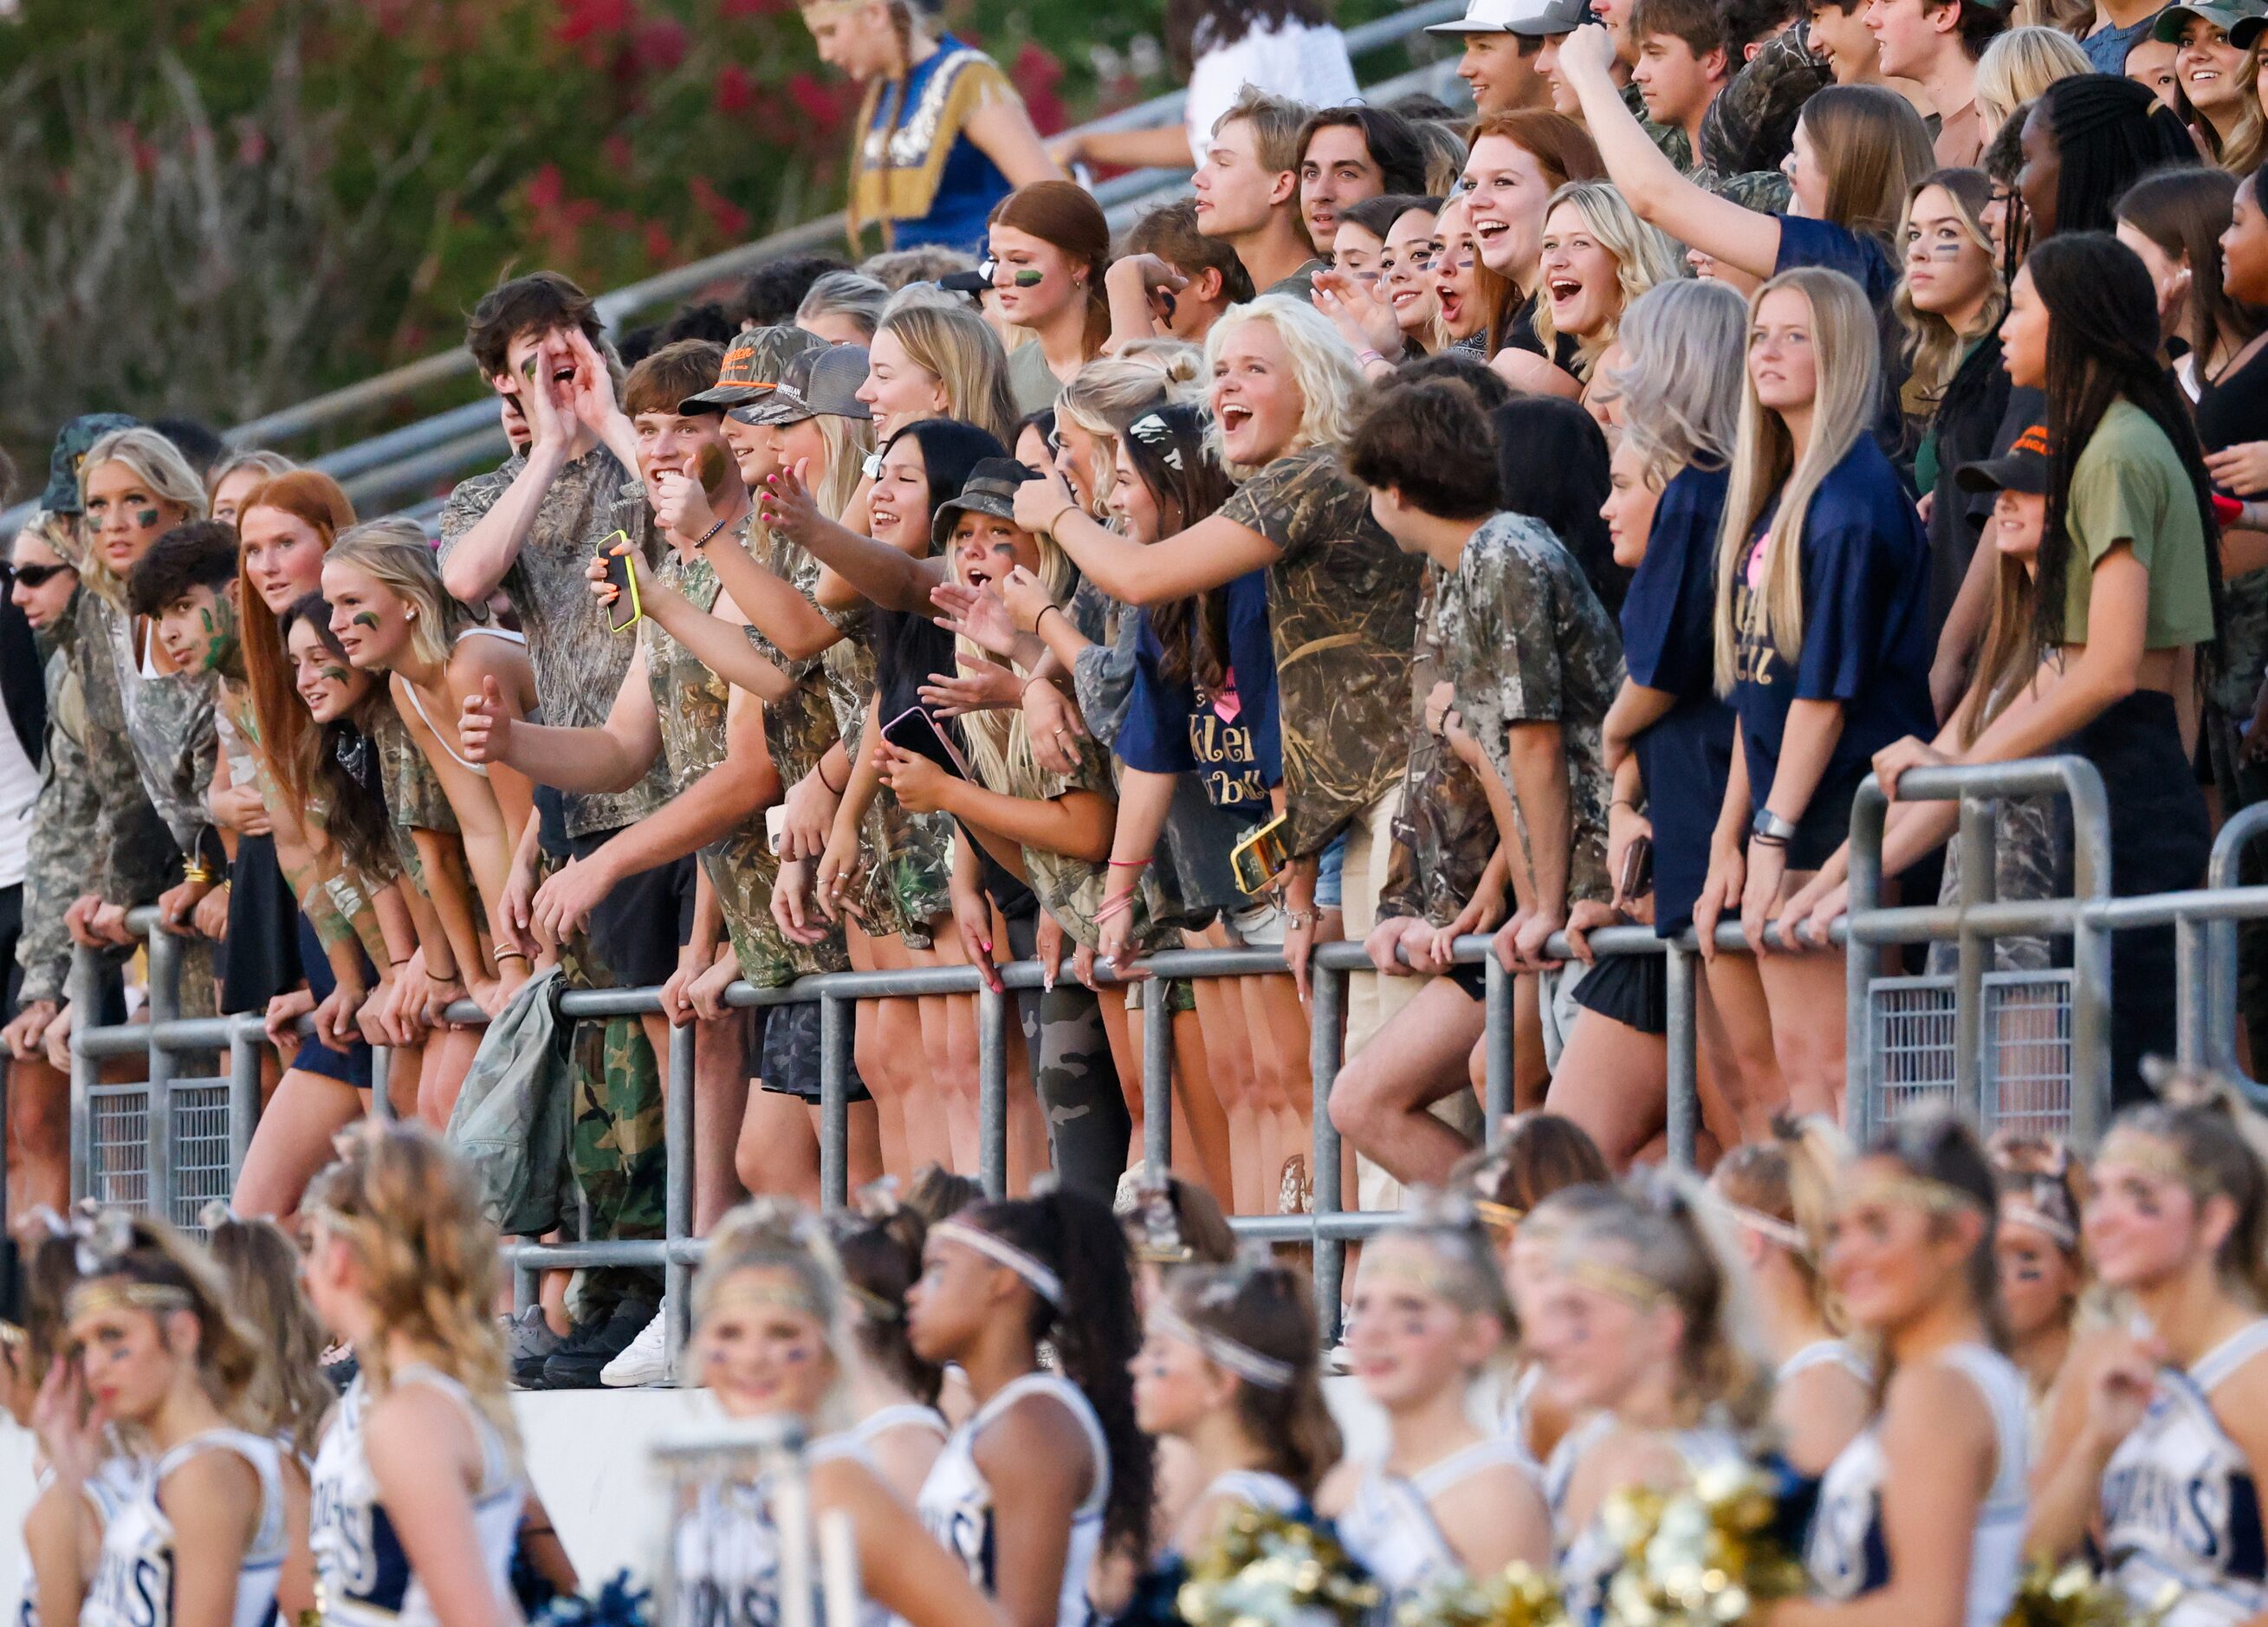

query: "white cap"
left=1425, top=0, right=1527, bottom=34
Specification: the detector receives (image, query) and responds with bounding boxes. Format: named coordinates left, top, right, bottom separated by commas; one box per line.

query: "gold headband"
left=1357, top=1252, right=1466, bottom=1301
left=697, top=1280, right=830, bottom=1326
left=844, top=1281, right=903, bottom=1324
left=1564, top=1257, right=1669, bottom=1311
left=65, top=1280, right=192, bottom=1327
left=1839, top=1172, right=1986, bottom=1219
left=2096, top=1131, right=2204, bottom=1193
left=1472, top=1200, right=1526, bottom=1235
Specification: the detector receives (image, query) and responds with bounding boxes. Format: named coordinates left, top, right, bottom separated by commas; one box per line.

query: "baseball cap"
left=681, top=325, right=821, bottom=413
left=931, top=458, right=1038, bottom=549
left=730, top=343, right=875, bottom=427
left=42, top=413, right=141, bottom=515
left=2232, top=7, right=2268, bottom=44
left=1954, top=422, right=2050, bottom=498
left=2155, top=1, right=2265, bottom=42
left=1427, top=0, right=1530, bottom=35
left=1495, top=0, right=1591, bottom=36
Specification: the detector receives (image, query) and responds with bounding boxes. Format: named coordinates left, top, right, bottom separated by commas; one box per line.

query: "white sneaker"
left=599, top=1297, right=672, bottom=1388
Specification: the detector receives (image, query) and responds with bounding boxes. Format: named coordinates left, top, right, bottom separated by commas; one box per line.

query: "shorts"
left=291, top=915, right=374, bottom=1090
left=563, top=830, right=697, bottom=988
left=1224, top=896, right=1288, bottom=947
left=1446, top=955, right=1591, bottom=1068
left=1570, top=953, right=1668, bottom=1035
left=755, top=1001, right=873, bottom=1103
left=1314, top=829, right=1348, bottom=912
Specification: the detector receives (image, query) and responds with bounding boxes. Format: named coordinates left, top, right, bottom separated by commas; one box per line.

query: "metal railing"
left=57, top=755, right=2268, bottom=1365
left=0, top=0, right=1465, bottom=535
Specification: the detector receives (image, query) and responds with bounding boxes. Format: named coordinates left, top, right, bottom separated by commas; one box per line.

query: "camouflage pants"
left=1003, top=911, right=1127, bottom=1202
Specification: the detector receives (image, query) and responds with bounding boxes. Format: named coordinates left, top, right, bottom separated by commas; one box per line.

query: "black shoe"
left=540, top=1300, right=658, bottom=1390
left=515, top=1312, right=603, bottom=1390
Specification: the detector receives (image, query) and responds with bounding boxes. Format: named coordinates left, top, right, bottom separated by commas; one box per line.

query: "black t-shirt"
left=2197, top=340, right=2268, bottom=487
left=1922, top=336, right=2014, bottom=635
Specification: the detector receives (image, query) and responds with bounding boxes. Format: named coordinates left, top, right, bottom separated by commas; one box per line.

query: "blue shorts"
left=1314, top=829, right=1348, bottom=912
left=292, top=916, right=375, bottom=1090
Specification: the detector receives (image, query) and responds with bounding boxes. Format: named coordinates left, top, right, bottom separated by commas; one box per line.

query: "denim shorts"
left=1314, top=829, right=1348, bottom=912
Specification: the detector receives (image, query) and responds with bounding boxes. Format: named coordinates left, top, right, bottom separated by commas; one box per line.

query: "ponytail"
left=2108, top=1062, right=2268, bottom=1307
left=1713, top=1116, right=1850, bottom=1326
left=62, top=1209, right=262, bottom=1420
left=204, top=1209, right=335, bottom=1462
left=829, top=1204, right=942, bottom=1407
left=1161, top=1261, right=1342, bottom=1496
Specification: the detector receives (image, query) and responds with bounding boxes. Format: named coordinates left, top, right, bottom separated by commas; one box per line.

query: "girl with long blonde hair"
left=1692, top=268, right=1932, bottom=1120
left=301, top=1121, right=525, bottom=1627
left=857, top=301, right=1020, bottom=445
left=1522, top=181, right=1684, bottom=399
left=1893, top=170, right=2007, bottom=460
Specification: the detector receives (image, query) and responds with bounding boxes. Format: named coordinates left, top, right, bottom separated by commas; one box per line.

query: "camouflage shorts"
left=755, top=1001, right=873, bottom=1103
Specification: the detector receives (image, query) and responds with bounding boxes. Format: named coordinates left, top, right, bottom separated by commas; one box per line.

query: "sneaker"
left=515, top=1311, right=604, bottom=1390
left=599, top=1296, right=673, bottom=1388
left=502, top=1306, right=564, bottom=1368
left=541, top=1300, right=658, bottom=1390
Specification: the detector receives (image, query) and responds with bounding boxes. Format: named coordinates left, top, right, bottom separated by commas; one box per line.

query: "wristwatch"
left=1751, top=808, right=1798, bottom=845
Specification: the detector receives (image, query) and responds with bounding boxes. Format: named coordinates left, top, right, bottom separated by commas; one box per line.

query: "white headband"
left=1722, top=1201, right=1808, bottom=1255
left=2001, top=1202, right=2077, bottom=1252
left=933, top=1220, right=1063, bottom=1307
left=1151, top=1300, right=1296, bottom=1391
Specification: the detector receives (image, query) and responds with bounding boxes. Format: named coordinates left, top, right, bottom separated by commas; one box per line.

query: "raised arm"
left=1011, top=463, right=1280, bottom=607
left=962, top=87, right=1069, bottom=190
left=759, top=462, right=947, bottom=618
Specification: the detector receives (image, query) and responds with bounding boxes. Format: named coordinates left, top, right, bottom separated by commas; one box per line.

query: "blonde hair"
left=877, top=303, right=1019, bottom=444
left=810, top=412, right=878, bottom=524
left=1111, top=338, right=1206, bottom=396
left=78, top=428, right=209, bottom=601
left=1200, top=296, right=1365, bottom=478
left=1713, top=1118, right=1851, bottom=1326
left=1530, top=181, right=1688, bottom=377
left=14, top=509, right=82, bottom=570
left=205, top=1212, right=334, bottom=1462
left=1607, top=279, right=1748, bottom=483
left=1893, top=170, right=2006, bottom=412
left=1975, top=26, right=2090, bottom=135
left=1712, top=269, right=1883, bottom=694
left=1058, top=359, right=1174, bottom=514
left=694, top=1200, right=860, bottom=1436
left=204, top=449, right=296, bottom=511
left=304, top=1121, right=520, bottom=1462
left=326, top=522, right=482, bottom=672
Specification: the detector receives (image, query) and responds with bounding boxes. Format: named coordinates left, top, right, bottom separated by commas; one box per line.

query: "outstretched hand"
left=760, top=460, right=826, bottom=547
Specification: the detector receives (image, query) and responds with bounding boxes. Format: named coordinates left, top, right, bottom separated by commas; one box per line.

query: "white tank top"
left=1805, top=1344, right=2030, bottom=1627
left=1779, top=1339, right=1873, bottom=1388
left=1471, top=1364, right=1549, bottom=1481
left=2102, top=1319, right=2268, bottom=1627
left=17, top=1459, right=139, bottom=1627
left=82, top=1429, right=288, bottom=1627
left=309, top=1366, right=525, bottom=1627
left=850, top=1402, right=949, bottom=1453
left=397, top=628, right=528, bottom=779
left=1335, top=1436, right=1537, bottom=1608
left=1555, top=1425, right=1744, bottom=1625
left=916, top=1371, right=1109, bottom=1627
left=671, top=1433, right=891, bottom=1627
left=1542, top=1411, right=1616, bottom=1523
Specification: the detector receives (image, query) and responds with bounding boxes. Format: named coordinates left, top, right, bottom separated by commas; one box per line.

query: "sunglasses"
left=4, top=563, right=75, bottom=589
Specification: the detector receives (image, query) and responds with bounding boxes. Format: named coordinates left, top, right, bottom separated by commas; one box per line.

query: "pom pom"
left=1175, top=1505, right=1380, bottom=1626
left=1599, top=1461, right=1805, bottom=1626
left=1396, top=1561, right=1569, bottom=1627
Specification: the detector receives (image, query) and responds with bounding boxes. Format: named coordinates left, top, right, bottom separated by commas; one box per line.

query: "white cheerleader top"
left=81, top=1429, right=288, bottom=1627
left=671, top=1431, right=891, bottom=1627
left=1336, top=1436, right=1538, bottom=1608
left=1555, top=1424, right=1745, bottom=1625
left=1804, top=1343, right=2030, bottom=1627
left=2102, top=1318, right=2268, bottom=1627
left=916, top=1371, right=1109, bottom=1627
left=309, top=1366, right=525, bottom=1627
left=17, top=1457, right=139, bottom=1627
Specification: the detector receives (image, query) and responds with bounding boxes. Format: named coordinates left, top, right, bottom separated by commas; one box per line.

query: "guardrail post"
left=1482, top=953, right=1515, bottom=1137
left=2200, top=802, right=2268, bottom=1075
left=2064, top=763, right=2114, bottom=1150
left=665, top=1013, right=697, bottom=1373
left=819, top=995, right=850, bottom=1212
left=1141, top=982, right=1173, bottom=1178
left=369, top=1044, right=393, bottom=1123
left=228, top=1019, right=260, bottom=1188
left=68, top=947, right=95, bottom=1204
left=1954, top=794, right=1993, bottom=1125
left=1665, top=945, right=1697, bottom=1169
left=1309, top=962, right=1347, bottom=1343
left=1845, top=781, right=1888, bottom=1140
left=145, top=929, right=181, bottom=1222
left=978, top=982, right=1008, bottom=1200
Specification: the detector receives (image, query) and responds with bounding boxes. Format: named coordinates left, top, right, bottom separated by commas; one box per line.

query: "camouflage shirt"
left=1625, top=77, right=1694, bottom=171
left=73, top=592, right=184, bottom=904
left=1379, top=565, right=1502, bottom=926
left=94, top=593, right=219, bottom=863
left=1218, top=447, right=1424, bottom=859
left=1436, top=513, right=1626, bottom=907
left=19, top=642, right=91, bottom=1006
left=1701, top=23, right=1828, bottom=180
left=436, top=444, right=665, bottom=838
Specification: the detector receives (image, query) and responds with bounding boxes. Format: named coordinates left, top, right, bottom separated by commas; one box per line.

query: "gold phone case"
left=1229, top=815, right=1291, bottom=896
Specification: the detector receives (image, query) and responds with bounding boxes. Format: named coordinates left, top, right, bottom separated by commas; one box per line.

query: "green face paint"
left=351, top=611, right=380, bottom=630
left=135, top=509, right=160, bottom=529
left=199, top=599, right=238, bottom=675
left=320, top=665, right=354, bottom=685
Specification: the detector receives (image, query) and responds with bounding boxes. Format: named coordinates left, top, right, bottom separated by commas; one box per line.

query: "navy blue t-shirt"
left=1729, top=438, right=1932, bottom=838
left=1774, top=216, right=1898, bottom=308
left=1622, top=464, right=1740, bottom=936
left=1116, top=571, right=1281, bottom=809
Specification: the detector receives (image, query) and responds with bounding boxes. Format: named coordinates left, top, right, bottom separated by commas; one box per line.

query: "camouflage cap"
left=930, top=457, right=1039, bottom=548
left=42, top=413, right=142, bottom=515
left=730, top=343, right=874, bottom=427
left=681, top=324, right=824, bottom=413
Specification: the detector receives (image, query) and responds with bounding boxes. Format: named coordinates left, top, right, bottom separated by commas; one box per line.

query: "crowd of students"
left=3, top=0, right=2268, bottom=1416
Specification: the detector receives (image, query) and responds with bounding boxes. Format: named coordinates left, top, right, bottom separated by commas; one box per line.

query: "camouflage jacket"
left=1379, top=566, right=1503, bottom=926
left=1702, top=23, right=1826, bottom=177
left=436, top=445, right=666, bottom=838
left=86, top=593, right=218, bottom=864
left=1627, top=77, right=1694, bottom=170
left=1218, top=447, right=1423, bottom=859
left=1436, top=514, right=1627, bottom=907
left=73, top=592, right=183, bottom=906
left=19, top=643, right=93, bottom=1006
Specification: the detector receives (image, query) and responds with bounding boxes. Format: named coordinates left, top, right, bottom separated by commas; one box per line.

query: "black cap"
left=1955, top=422, right=2050, bottom=497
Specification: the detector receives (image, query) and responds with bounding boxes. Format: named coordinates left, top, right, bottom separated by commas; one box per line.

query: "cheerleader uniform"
left=1804, top=1344, right=2029, bottom=1627
left=81, top=1431, right=288, bottom=1627
left=1557, top=1425, right=1744, bottom=1624
left=1471, top=1364, right=1550, bottom=1481
left=1336, top=1437, right=1539, bottom=1609
left=309, top=1367, right=524, bottom=1627
left=851, top=1402, right=948, bottom=1455
left=671, top=1434, right=891, bottom=1627
left=18, top=1458, right=139, bottom=1627
left=917, top=1372, right=1109, bottom=1627
left=2100, top=1319, right=2268, bottom=1627
left=1779, top=1339, right=1872, bottom=1389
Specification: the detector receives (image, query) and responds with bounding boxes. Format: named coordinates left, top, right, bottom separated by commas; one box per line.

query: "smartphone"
left=599, top=529, right=641, bottom=633
left=1229, top=814, right=1292, bottom=897
left=879, top=705, right=970, bottom=781
left=1618, top=834, right=1654, bottom=902
left=765, top=807, right=787, bottom=856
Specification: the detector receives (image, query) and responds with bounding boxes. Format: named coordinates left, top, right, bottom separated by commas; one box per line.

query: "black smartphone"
left=880, top=705, right=969, bottom=781
left=1617, top=834, right=1654, bottom=902
left=599, top=529, right=641, bottom=633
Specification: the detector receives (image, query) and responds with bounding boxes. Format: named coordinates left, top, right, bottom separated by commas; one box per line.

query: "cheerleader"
left=300, top=1122, right=524, bottom=1627
left=1120, top=1170, right=1237, bottom=1315
left=2026, top=1079, right=2268, bottom=1627
left=827, top=1198, right=951, bottom=1504
left=1780, top=1116, right=2029, bottom=1627
left=1986, top=1135, right=2086, bottom=1449
left=1319, top=1203, right=1551, bottom=1612
left=1712, top=1123, right=1873, bottom=1476
left=673, top=1202, right=1004, bottom=1627
left=907, top=1189, right=1154, bottom=1627
left=9, top=1221, right=135, bottom=1627
left=1531, top=1183, right=1756, bottom=1624
left=52, top=1212, right=304, bottom=1627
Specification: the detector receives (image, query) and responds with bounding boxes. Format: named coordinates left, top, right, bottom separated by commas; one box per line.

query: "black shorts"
left=562, top=831, right=697, bottom=988
left=755, top=1001, right=872, bottom=1103
left=220, top=834, right=302, bottom=1016
left=0, top=883, right=21, bottom=1024
left=1448, top=953, right=1667, bottom=1035
left=291, top=915, right=374, bottom=1090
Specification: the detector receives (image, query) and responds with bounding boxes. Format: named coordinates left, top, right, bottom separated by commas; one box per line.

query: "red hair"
left=237, top=471, right=357, bottom=807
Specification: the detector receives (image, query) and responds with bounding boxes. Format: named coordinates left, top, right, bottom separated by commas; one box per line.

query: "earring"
left=405, top=608, right=417, bottom=621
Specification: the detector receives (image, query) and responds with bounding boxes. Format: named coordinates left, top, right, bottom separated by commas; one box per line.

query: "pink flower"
left=714, top=62, right=756, bottom=116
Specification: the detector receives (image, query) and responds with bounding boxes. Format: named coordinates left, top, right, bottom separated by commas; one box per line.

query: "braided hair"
left=2035, top=74, right=2200, bottom=237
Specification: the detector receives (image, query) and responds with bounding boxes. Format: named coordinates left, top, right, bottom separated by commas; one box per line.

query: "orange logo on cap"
left=2011, top=423, right=2050, bottom=457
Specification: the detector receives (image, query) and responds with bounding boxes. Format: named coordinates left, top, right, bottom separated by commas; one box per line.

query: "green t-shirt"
left=2060, top=400, right=2215, bottom=649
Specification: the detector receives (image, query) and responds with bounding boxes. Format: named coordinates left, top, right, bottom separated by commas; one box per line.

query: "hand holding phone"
left=598, top=530, right=642, bottom=633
